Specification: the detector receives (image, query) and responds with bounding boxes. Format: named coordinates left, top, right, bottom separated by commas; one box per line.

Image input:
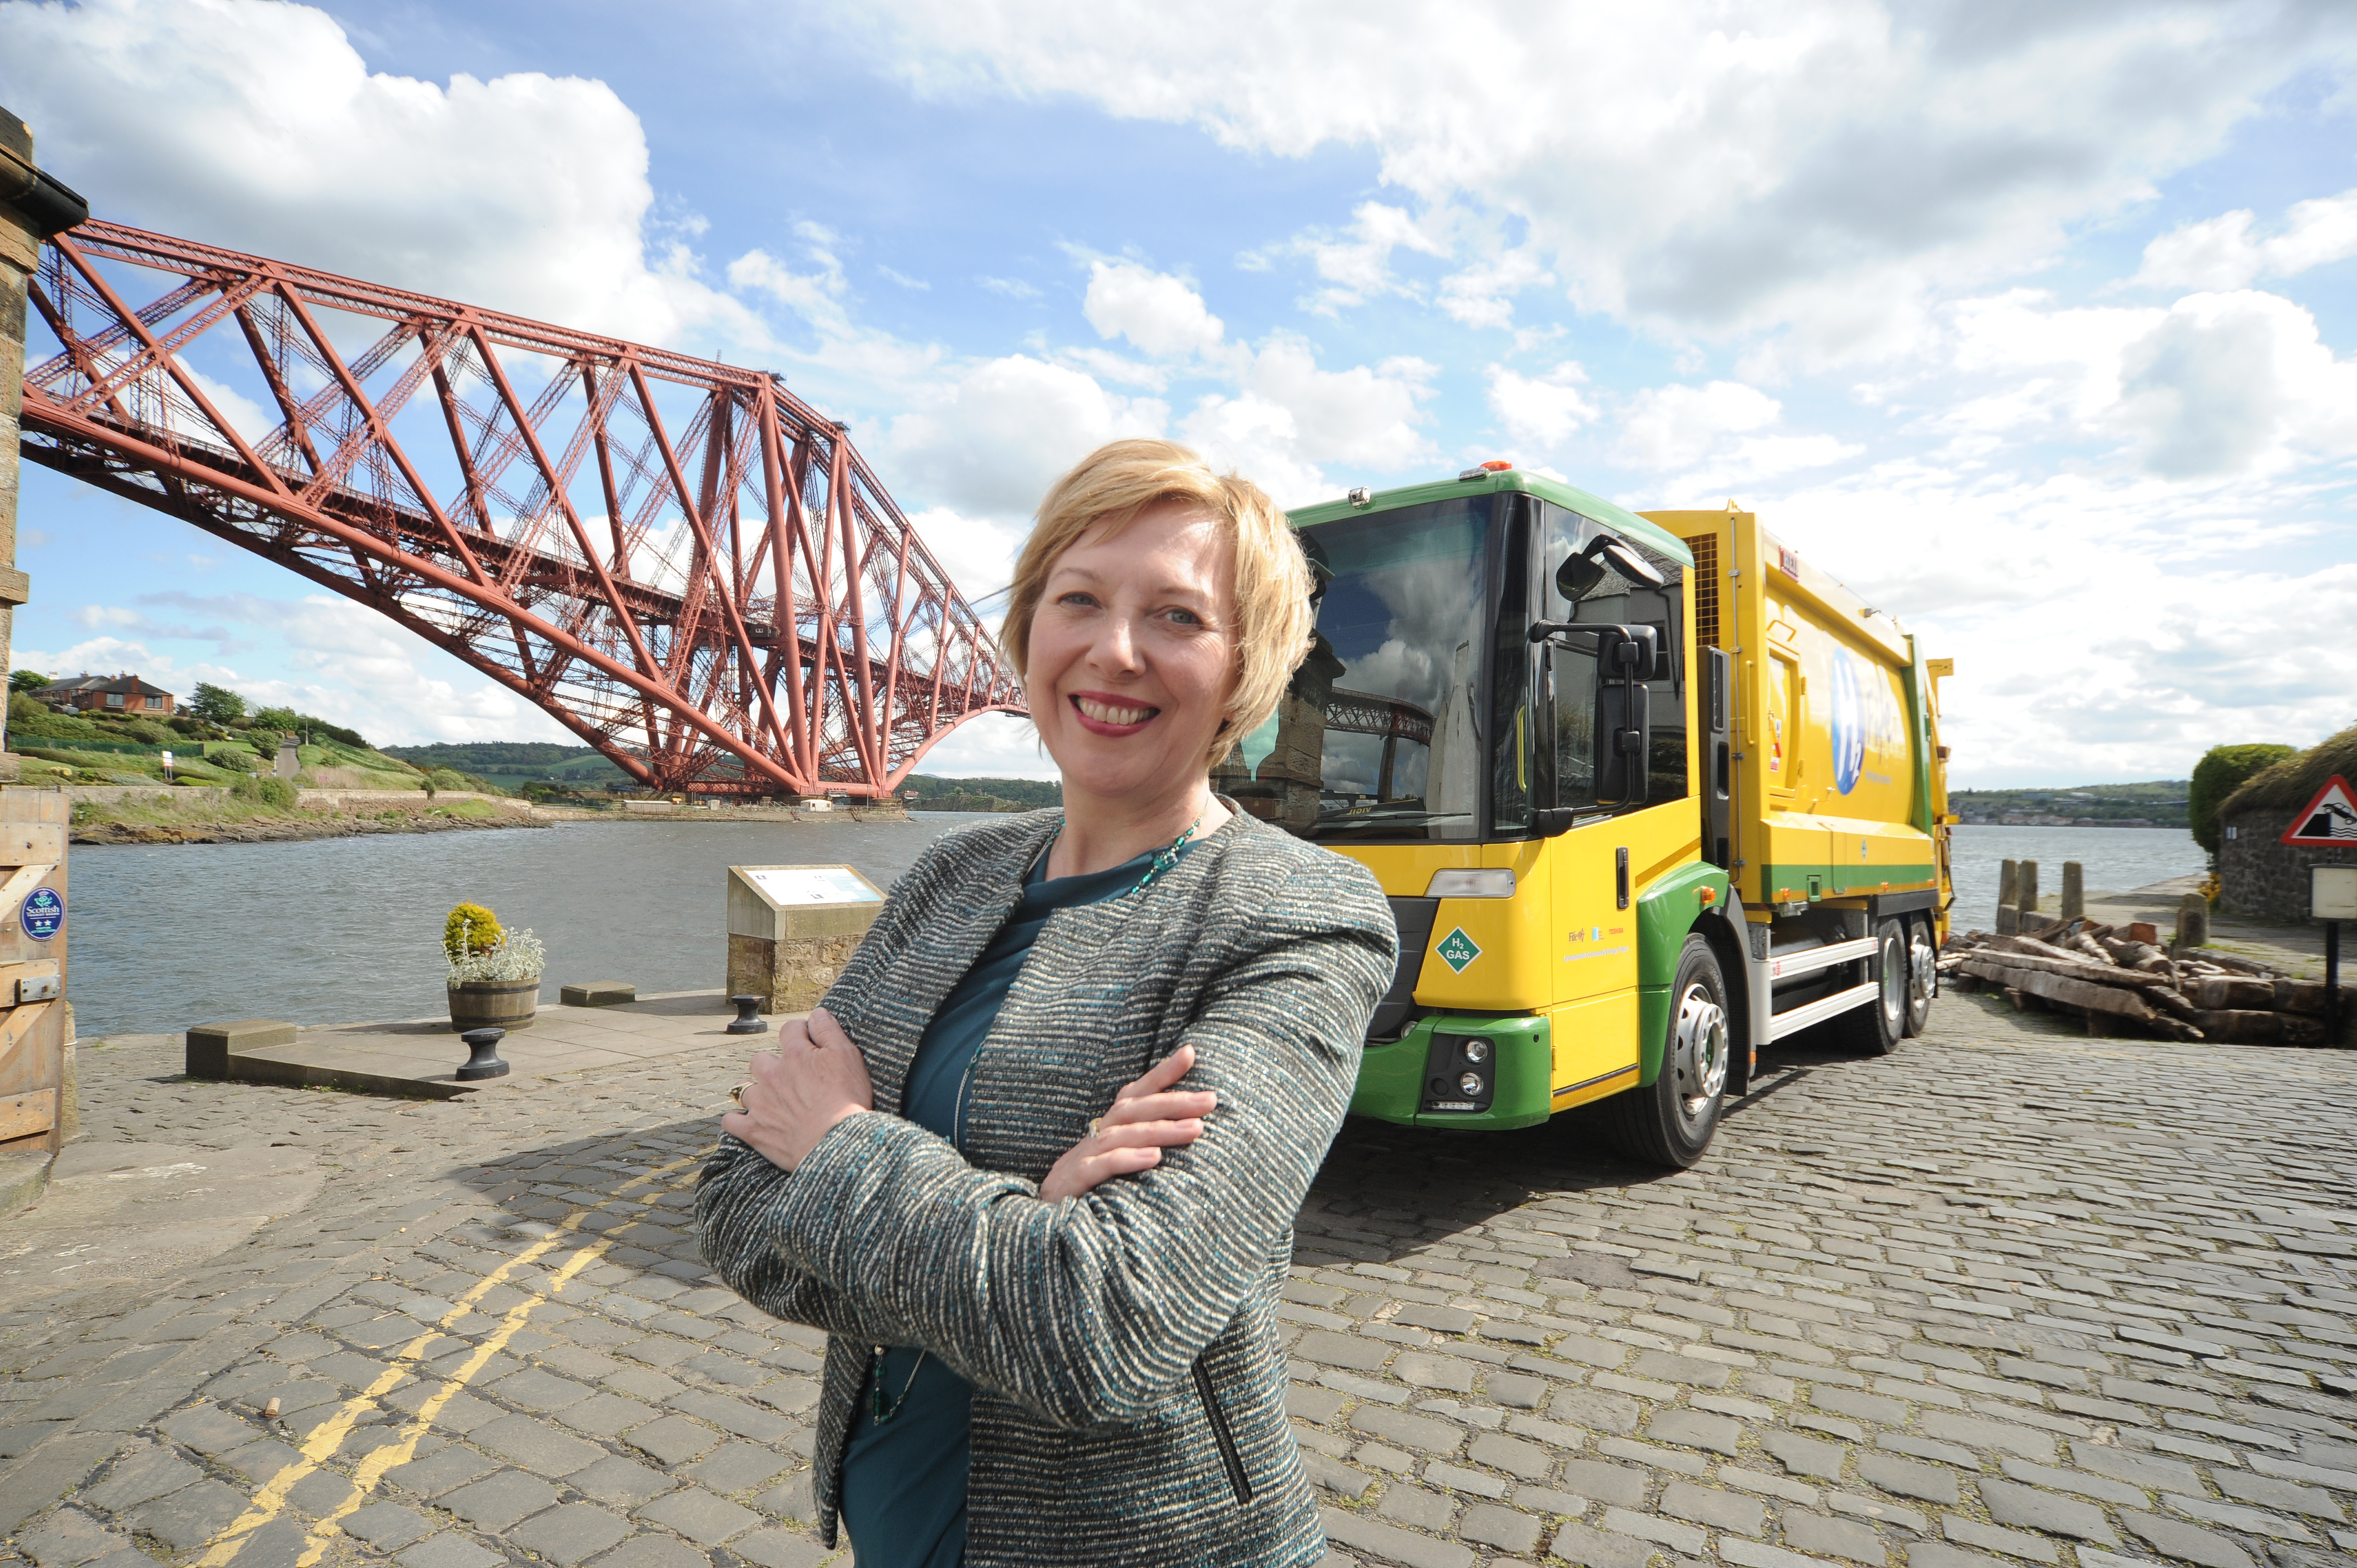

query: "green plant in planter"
left=444, top=901, right=543, bottom=984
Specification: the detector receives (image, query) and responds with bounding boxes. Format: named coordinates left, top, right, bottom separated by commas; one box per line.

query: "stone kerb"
left=297, top=788, right=532, bottom=812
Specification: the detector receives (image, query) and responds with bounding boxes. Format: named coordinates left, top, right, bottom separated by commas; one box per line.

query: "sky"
left=1, top=0, right=2353, bottom=788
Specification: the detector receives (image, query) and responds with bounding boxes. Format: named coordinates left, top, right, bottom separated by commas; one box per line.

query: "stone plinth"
left=187, top=1018, right=298, bottom=1078
left=561, top=981, right=637, bottom=1007
left=726, top=864, right=884, bottom=1013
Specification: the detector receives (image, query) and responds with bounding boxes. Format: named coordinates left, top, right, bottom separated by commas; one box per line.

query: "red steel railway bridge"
left=16, top=221, right=1026, bottom=797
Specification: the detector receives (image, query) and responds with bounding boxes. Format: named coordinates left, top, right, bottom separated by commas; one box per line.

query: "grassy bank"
left=64, top=790, right=532, bottom=846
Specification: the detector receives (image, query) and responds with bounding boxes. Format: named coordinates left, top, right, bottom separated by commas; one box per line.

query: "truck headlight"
left=1459, top=1071, right=1485, bottom=1095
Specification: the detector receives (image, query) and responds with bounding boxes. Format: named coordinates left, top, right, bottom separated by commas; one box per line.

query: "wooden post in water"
left=2061, top=862, right=2085, bottom=923
left=2018, top=860, right=2040, bottom=928
left=1998, top=858, right=2019, bottom=935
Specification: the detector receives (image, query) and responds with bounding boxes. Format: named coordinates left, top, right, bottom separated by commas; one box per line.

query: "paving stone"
left=341, top=1501, right=434, bottom=1550
left=1321, top=1506, right=1478, bottom=1568
left=683, top=1441, right=797, bottom=1497
left=730, top=1530, right=837, bottom=1568
left=635, top=1486, right=763, bottom=1545
left=155, top=1402, right=257, bottom=1455
left=1646, top=1408, right=1743, bottom=1455
left=439, top=1468, right=561, bottom=1531
left=1302, top=1449, right=1375, bottom=1498
left=1549, top=1387, right=1641, bottom=1434
left=1662, top=1479, right=1765, bottom=1535
left=1764, top=1429, right=1851, bottom=1480
left=1548, top=1519, right=1655, bottom=1568
left=1945, top=1515, right=2062, bottom=1564
left=1349, top=1404, right=1465, bottom=1456
left=1460, top=1501, right=1544, bottom=1553
left=396, top=1535, right=505, bottom=1568
left=1377, top=1482, right=1458, bottom=1529
left=1783, top=1508, right=1889, bottom=1564
left=1466, top=1431, right=1553, bottom=1480
left=2072, top=1444, right=2202, bottom=1493
left=1555, top=1458, right=1651, bottom=1508
left=122, top=1479, right=248, bottom=1552
left=1297, top=1331, right=1393, bottom=1372
left=2213, top=1469, right=2344, bottom=1520
left=1600, top=1504, right=1707, bottom=1555
left=1482, top=1371, right=1549, bottom=1410
left=1858, top=1450, right=1958, bottom=1503
left=382, top=1443, right=496, bottom=1498
left=557, top=1392, right=658, bottom=1438
left=510, top=1503, right=633, bottom=1566
left=1979, top=1477, right=2118, bottom=1543
left=752, top=1469, right=817, bottom=1522
left=82, top=1443, right=203, bottom=1511
left=471, top=1412, right=607, bottom=1477
left=624, top=1413, right=722, bottom=1465
left=1422, top=1461, right=1508, bottom=1500
left=17, top=1508, right=125, bottom=1568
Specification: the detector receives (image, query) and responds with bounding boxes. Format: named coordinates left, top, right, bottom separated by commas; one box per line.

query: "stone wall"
left=2218, top=807, right=2357, bottom=921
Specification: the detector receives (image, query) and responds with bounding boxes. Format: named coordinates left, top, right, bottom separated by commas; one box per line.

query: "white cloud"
left=978, top=276, right=1043, bottom=299
left=847, top=1, right=2357, bottom=360
left=1614, top=379, right=1859, bottom=485
left=1439, top=245, right=1551, bottom=331
left=2132, top=188, right=2357, bottom=292
left=1179, top=338, right=1438, bottom=503
left=906, top=506, right=1028, bottom=603
left=1081, top=260, right=1225, bottom=358
left=879, top=264, right=932, bottom=290
left=0, top=0, right=750, bottom=347
left=1296, top=200, right=1450, bottom=312
left=1487, top=361, right=1596, bottom=449
left=1936, top=287, right=2357, bottom=479
left=882, top=354, right=1168, bottom=519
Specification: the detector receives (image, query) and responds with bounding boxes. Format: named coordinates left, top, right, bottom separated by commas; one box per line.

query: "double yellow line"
left=196, top=1156, right=700, bottom=1567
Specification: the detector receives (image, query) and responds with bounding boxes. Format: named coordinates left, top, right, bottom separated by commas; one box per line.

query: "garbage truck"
left=1212, top=464, right=1953, bottom=1168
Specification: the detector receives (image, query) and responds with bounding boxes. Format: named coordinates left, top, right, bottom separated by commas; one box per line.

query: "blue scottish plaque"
left=21, top=886, right=62, bottom=941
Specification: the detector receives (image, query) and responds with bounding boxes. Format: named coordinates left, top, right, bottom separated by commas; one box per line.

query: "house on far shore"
left=33, top=672, right=176, bottom=716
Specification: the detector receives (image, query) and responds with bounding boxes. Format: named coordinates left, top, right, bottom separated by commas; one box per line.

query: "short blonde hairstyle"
left=1003, top=438, right=1313, bottom=767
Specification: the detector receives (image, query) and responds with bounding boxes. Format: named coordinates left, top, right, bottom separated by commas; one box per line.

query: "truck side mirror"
left=1594, top=626, right=1653, bottom=809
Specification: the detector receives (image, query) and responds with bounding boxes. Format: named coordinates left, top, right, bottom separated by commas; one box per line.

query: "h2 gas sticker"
left=1436, top=928, right=1481, bottom=973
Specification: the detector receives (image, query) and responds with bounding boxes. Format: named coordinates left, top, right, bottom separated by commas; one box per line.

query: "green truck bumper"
left=1350, top=1015, right=1553, bottom=1131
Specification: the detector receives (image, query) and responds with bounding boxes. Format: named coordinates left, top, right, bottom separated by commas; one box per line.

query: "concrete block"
left=560, top=981, right=636, bottom=1007
left=0, top=1148, right=50, bottom=1216
left=184, top=1019, right=296, bottom=1078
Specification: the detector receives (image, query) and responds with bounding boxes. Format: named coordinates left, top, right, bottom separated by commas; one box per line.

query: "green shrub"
left=2190, top=742, right=2298, bottom=854
left=232, top=775, right=296, bottom=809
left=123, top=719, right=174, bottom=746
left=444, top=902, right=503, bottom=960
left=427, top=768, right=473, bottom=794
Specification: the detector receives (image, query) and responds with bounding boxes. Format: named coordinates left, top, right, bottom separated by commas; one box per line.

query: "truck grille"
left=1687, top=533, right=1720, bottom=650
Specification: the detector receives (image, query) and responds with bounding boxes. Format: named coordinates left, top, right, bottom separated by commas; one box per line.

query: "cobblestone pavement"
left=4, top=992, right=2355, bottom=1568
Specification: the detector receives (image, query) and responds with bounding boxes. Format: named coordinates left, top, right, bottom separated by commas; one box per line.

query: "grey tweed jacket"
left=696, top=806, right=1395, bottom=1568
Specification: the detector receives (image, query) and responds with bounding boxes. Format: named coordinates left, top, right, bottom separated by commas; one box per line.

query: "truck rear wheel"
left=1608, top=934, right=1729, bottom=1169
left=1839, top=918, right=1906, bottom=1055
left=1902, top=916, right=1935, bottom=1037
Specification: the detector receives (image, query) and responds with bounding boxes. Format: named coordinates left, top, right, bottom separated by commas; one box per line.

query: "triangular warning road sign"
left=2281, top=775, right=2357, bottom=846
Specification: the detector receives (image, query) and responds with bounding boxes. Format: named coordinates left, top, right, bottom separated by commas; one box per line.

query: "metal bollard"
left=457, top=1027, right=509, bottom=1080
left=726, top=994, right=770, bottom=1035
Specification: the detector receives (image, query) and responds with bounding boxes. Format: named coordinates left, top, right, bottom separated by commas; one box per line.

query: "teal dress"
left=836, top=838, right=1197, bottom=1568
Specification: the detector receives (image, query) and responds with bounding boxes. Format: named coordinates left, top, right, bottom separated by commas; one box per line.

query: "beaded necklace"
left=868, top=809, right=1208, bottom=1425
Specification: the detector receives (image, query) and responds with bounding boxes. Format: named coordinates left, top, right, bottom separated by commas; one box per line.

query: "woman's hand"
left=721, top=1006, right=875, bottom=1172
left=1038, top=1043, right=1217, bottom=1202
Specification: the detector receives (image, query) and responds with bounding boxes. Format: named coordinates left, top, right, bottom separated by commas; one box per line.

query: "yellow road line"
left=193, top=1155, right=697, bottom=1566
left=290, top=1236, right=614, bottom=1567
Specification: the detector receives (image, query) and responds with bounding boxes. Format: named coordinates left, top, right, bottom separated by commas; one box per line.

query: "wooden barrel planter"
left=449, top=977, right=540, bottom=1032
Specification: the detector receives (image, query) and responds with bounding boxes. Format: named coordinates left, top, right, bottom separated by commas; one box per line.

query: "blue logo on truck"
left=1830, top=652, right=1865, bottom=794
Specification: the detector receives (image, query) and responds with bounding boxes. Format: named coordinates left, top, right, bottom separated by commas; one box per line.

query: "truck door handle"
left=1616, top=846, right=1629, bottom=910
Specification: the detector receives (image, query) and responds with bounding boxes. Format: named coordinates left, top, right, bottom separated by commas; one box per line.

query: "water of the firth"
left=70, top=815, right=966, bottom=1039
left=66, top=815, right=2208, bottom=1040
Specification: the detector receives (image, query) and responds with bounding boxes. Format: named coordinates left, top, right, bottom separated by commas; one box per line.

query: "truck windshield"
left=1213, top=497, right=1492, bottom=842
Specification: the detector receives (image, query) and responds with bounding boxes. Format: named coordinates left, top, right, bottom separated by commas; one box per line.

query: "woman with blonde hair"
left=699, top=438, right=1396, bottom=1567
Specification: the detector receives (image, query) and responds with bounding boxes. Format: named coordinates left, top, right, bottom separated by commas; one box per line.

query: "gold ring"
left=729, top=1082, right=750, bottom=1109
left=1088, top=1118, right=1103, bottom=1140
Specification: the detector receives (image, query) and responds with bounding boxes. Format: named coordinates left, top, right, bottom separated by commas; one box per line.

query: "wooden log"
left=2277, top=979, right=2357, bottom=1018
left=2189, top=976, right=2276, bottom=1010
left=2146, top=985, right=2201, bottom=1021
left=1980, top=942, right=2183, bottom=993
left=1958, top=958, right=2160, bottom=1023
left=2198, top=1009, right=2282, bottom=1044
left=2069, top=932, right=2115, bottom=966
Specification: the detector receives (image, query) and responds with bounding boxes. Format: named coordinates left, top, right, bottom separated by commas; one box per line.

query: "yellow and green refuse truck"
left=1213, top=464, right=1954, bottom=1168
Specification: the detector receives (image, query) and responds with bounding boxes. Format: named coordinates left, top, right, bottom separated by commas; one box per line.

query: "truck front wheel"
left=1608, top=934, right=1730, bottom=1169
left=1903, top=916, right=1936, bottom=1037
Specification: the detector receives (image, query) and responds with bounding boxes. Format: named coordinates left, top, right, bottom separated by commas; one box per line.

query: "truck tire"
left=1839, top=918, right=1906, bottom=1055
left=1608, top=934, right=1730, bottom=1169
left=1902, top=915, right=1936, bottom=1037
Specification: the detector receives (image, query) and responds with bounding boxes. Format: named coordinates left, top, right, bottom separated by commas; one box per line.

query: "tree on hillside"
left=2190, top=742, right=2299, bottom=855
left=9, top=669, right=49, bottom=695
left=189, top=682, right=247, bottom=726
